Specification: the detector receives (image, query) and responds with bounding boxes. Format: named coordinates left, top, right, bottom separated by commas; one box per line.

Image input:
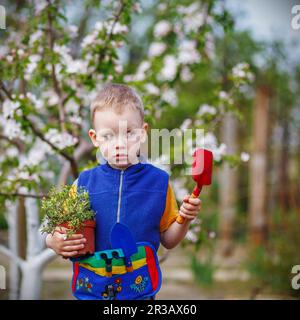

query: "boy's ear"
left=141, top=122, right=149, bottom=143
left=88, top=129, right=99, bottom=147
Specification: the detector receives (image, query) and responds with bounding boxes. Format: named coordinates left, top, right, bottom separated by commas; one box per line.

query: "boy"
left=46, top=83, right=201, bottom=299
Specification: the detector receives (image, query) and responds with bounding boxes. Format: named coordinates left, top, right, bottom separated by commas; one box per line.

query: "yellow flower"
left=62, top=184, right=77, bottom=214
left=135, top=276, right=142, bottom=284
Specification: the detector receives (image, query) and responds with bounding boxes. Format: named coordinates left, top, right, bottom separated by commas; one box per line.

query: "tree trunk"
left=249, top=86, right=270, bottom=246
left=218, top=113, right=238, bottom=256
left=6, top=201, right=20, bottom=300
left=19, top=249, right=55, bottom=300
left=279, top=119, right=290, bottom=213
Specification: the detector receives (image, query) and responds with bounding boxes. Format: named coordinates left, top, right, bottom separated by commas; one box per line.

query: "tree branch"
left=98, top=0, right=127, bottom=64
left=0, top=192, right=46, bottom=199
left=1, top=74, right=78, bottom=179
left=0, top=134, right=25, bottom=152
left=23, top=115, right=79, bottom=177
left=0, top=244, right=25, bottom=268
left=46, top=0, right=67, bottom=133
left=0, top=80, right=13, bottom=100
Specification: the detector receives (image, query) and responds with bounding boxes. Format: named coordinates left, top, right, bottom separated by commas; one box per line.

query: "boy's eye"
left=127, top=129, right=140, bottom=140
left=100, top=133, right=113, bottom=141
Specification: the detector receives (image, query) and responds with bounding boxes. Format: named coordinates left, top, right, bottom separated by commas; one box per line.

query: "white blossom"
left=6, top=55, right=13, bottom=63
left=81, top=33, right=98, bottom=48
left=69, top=116, right=82, bottom=125
left=19, top=140, right=52, bottom=168
left=178, top=3, right=205, bottom=33
left=148, top=42, right=166, bottom=57
left=95, top=21, right=104, bottom=31
left=68, top=25, right=78, bottom=38
left=213, top=143, right=227, bottom=161
left=24, top=55, right=41, bottom=80
left=110, top=22, right=128, bottom=35
left=42, top=90, right=59, bottom=106
left=26, top=92, right=43, bottom=110
left=158, top=55, right=177, bottom=81
left=131, top=61, right=151, bottom=81
left=161, top=88, right=178, bottom=107
left=17, top=49, right=25, bottom=56
left=241, top=152, right=250, bottom=162
left=185, top=230, right=198, bottom=243
left=178, top=40, right=200, bottom=64
left=180, top=66, right=193, bottom=82
left=45, top=128, right=78, bottom=150
left=133, top=3, right=142, bottom=13
left=6, top=146, right=18, bottom=158
left=2, top=100, right=20, bottom=118
left=154, top=20, right=172, bottom=38
left=232, top=62, right=254, bottom=82
left=29, top=30, right=43, bottom=45
left=144, top=83, right=160, bottom=96
left=66, top=59, right=88, bottom=74
left=34, top=0, right=47, bottom=14
left=157, top=3, right=167, bottom=12
left=115, top=64, right=123, bottom=74
left=197, top=104, right=217, bottom=117
left=208, top=231, right=216, bottom=239
left=180, top=118, right=192, bottom=131
left=2, top=118, right=25, bottom=140
left=65, top=99, right=80, bottom=114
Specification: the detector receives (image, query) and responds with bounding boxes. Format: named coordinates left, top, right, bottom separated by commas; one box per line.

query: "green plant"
left=41, top=185, right=95, bottom=237
left=190, top=254, right=215, bottom=287
left=246, top=210, right=300, bottom=298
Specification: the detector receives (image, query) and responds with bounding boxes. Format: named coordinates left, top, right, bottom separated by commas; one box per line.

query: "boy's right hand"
left=46, top=226, right=87, bottom=259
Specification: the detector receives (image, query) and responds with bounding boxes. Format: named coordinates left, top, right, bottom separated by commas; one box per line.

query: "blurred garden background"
left=0, top=0, right=300, bottom=300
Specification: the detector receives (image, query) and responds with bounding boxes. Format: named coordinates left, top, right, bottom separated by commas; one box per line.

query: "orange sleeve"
left=160, top=181, right=180, bottom=233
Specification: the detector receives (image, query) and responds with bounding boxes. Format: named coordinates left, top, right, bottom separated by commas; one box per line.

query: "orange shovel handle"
left=176, top=192, right=198, bottom=224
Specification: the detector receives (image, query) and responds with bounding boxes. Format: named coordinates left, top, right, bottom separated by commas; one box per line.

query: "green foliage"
left=40, top=184, right=95, bottom=237
left=246, top=210, right=300, bottom=298
left=190, top=252, right=215, bottom=286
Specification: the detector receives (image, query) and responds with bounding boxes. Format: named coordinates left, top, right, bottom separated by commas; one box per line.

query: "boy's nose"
left=115, top=136, right=127, bottom=149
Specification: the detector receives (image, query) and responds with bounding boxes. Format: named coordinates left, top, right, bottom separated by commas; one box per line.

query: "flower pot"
left=59, top=219, right=96, bottom=258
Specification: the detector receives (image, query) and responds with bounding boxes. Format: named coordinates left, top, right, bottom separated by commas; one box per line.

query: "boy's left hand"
left=179, top=195, right=202, bottom=221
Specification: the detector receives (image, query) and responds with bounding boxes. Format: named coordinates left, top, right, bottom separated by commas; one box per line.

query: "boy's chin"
left=109, top=156, right=138, bottom=169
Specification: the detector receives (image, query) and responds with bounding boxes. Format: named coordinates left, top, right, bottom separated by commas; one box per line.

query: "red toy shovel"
left=176, top=148, right=213, bottom=224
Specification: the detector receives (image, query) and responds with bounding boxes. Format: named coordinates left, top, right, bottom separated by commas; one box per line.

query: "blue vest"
left=77, top=160, right=169, bottom=252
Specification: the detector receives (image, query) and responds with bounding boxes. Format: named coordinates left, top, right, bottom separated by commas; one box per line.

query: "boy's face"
left=89, top=108, right=148, bottom=169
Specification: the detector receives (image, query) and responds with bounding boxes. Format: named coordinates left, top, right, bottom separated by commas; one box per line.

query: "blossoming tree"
left=0, top=0, right=252, bottom=299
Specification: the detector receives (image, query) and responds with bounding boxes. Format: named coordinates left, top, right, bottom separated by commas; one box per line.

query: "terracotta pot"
left=59, top=219, right=96, bottom=258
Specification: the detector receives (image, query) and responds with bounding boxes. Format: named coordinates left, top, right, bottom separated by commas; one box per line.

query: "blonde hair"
left=90, top=83, right=144, bottom=125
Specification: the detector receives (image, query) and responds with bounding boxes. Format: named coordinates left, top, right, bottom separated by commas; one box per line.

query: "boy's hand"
left=46, top=226, right=87, bottom=259
left=178, top=195, right=202, bottom=221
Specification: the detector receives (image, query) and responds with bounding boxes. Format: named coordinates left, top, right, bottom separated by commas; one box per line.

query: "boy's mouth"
left=115, top=154, right=128, bottom=158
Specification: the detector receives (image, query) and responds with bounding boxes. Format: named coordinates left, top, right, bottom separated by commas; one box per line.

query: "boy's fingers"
left=182, top=202, right=197, bottom=211
left=179, top=209, right=195, bottom=220
left=64, top=234, right=85, bottom=240
left=187, top=197, right=201, bottom=205
left=61, top=251, right=79, bottom=257
left=64, top=238, right=86, bottom=246
left=62, top=244, right=85, bottom=251
left=57, top=233, right=84, bottom=241
left=180, top=207, right=196, bottom=217
left=183, top=195, right=190, bottom=202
